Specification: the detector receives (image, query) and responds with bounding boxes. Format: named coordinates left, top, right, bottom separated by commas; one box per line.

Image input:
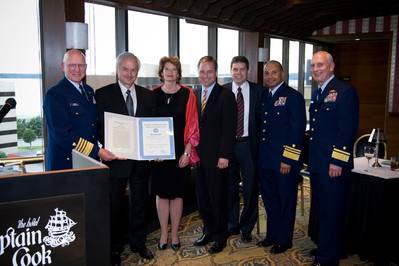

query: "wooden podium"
left=0, top=151, right=110, bottom=266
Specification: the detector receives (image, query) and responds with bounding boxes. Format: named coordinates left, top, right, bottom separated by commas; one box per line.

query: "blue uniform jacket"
left=258, top=83, right=306, bottom=171
left=308, top=76, right=359, bottom=173
left=43, top=77, right=99, bottom=170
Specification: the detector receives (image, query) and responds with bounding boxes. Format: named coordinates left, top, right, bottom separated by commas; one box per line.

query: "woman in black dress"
left=152, top=56, right=199, bottom=251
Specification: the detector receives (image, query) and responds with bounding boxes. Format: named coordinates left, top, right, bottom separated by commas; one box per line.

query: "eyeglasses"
left=67, top=64, right=87, bottom=69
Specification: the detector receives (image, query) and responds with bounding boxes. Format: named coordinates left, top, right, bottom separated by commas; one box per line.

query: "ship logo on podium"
left=43, top=208, right=77, bottom=248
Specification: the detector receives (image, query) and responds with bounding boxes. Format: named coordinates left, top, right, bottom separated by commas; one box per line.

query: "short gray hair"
left=116, top=52, right=141, bottom=70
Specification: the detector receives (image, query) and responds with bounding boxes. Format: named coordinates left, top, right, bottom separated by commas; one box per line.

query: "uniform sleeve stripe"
left=284, top=145, right=301, bottom=154
left=333, top=148, right=351, bottom=156
left=75, top=138, right=85, bottom=151
left=83, top=142, right=94, bottom=156
left=331, top=150, right=350, bottom=162
left=77, top=140, right=88, bottom=154
left=282, top=150, right=300, bottom=161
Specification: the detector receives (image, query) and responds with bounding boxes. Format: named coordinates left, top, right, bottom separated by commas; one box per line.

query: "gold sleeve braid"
left=73, top=137, right=94, bottom=156
left=331, top=148, right=350, bottom=162
left=282, top=145, right=301, bottom=161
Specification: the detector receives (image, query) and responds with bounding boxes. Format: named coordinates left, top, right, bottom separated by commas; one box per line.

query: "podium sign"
left=0, top=194, right=85, bottom=266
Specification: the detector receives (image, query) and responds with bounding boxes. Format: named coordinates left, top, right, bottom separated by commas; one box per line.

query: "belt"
left=236, top=136, right=249, bottom=142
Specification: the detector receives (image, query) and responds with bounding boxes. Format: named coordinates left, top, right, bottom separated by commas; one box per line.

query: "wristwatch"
left=183, top=152, right=191, bottom=157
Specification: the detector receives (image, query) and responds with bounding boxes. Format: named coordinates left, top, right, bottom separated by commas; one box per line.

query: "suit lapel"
left=113, top=83, right=130, bottom=115
left=202, top=84, right=221, bottom=118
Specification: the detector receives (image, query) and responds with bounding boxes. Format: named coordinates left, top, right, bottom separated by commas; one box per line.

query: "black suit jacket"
left=223, top=81, right=264, bottom=159
left=95, top=82, right=156, bottom=178
left=195, top=83, right=237, bottom=168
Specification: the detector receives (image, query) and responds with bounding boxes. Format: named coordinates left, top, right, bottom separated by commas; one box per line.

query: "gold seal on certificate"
left=104, top=112, right=175, bottom=160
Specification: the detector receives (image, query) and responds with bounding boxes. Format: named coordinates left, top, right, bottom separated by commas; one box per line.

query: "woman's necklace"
left=161, top=84, right=180, bottom=104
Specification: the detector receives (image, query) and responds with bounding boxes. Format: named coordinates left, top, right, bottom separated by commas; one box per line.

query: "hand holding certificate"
left=104, top=112, right=175, bottom=160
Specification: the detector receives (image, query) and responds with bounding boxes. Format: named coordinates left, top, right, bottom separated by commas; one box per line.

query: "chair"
left=353, top=133, right=387, bottom=159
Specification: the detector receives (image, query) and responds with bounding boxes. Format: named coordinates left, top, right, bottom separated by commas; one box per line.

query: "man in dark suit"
left=308, top=51, right=359, bottom=266
left=257, top=60, right=306, bottom=253
left=223, top=56, right=263, bottom=242
left=193, top=56, right=237, bottom=254
left=95, top=52, right=156, bottom=264
left=43, top=49, right=115, bottom=171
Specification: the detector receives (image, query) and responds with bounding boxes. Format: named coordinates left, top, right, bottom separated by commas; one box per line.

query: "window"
left=288, top=41, right=299, bottom=90
left=129, top=11, right=168, bottom=88
left=217, top=28, right=239, bottom=83
left=304, top=43, right=314, bottom=120
left=179, top=19, right=208, bottom=86
left=85, top=3, right=116, bottom=89
left=0, top=0, right=43, bottom=171
left=270, top=38, right=283, bottom=63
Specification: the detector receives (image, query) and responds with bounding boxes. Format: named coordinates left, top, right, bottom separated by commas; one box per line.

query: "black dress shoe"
left=311, top=260, right=322, bottom=266
left=208, top=241, right=226, bottom=254
left=111, top=251, right=121, bottom=266
left=256, top=238, right=274, bottom=247
left=241, top=232, right=252, bottom=243
left=171, top=242, right=181, bottom=251
left=270, top=243, right=292, bottom=254
left=157, top=242, right=167, bottom=250
left=194, top=233, right=211, bottom=246
left=131, top=247, right=154, bottom=260
left=227, top=228, right=240, bottom=236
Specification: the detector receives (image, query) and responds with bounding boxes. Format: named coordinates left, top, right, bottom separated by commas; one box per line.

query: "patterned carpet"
left=120, top=180, right=373, bottom=266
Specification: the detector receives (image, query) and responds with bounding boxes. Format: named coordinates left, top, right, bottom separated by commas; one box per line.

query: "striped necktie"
left=236, top=87, right=244, bottom=137
left=201, top=88, right=208, bottom=115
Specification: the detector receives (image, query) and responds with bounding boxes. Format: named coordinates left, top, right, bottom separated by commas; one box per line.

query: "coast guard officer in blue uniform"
left=308, top=51, right=359, bottom=266
left=43, top=49, right=116, bottom=170
left=257, top=60, right=306, bottom=253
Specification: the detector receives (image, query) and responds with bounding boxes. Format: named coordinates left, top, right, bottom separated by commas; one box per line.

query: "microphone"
left=0, top=98, right=17, bottom=123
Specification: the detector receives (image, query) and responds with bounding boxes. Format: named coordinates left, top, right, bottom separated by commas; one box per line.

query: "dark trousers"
left=259, top=167, right=299, bottom=245
left=310, top=171, right=348, bottom=266
left=196, top=166, right=228, bottom=243
left=109, top=170, right=149, bottom=253
left=227, top=140, right=258, bottom=234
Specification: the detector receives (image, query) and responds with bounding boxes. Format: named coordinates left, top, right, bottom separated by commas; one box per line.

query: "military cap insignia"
left=70, top=102, right=80, bottom=106
left=274, top=97, right=287, bottom=106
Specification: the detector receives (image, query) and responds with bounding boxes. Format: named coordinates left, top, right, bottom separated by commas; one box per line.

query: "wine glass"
left=364, top=145, right=375, bottom=167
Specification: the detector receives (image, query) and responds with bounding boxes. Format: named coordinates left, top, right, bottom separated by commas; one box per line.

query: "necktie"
left=126, top=89, right=134, bottom=116
left=236, top=87, right=244, bottom=137
left=201, top=88, right=208, bottom=115
left=79, top=84, right=88, bottom=101
left=268, top=90, right=273, bottom=100
left=317, top=87, right=322, bottom=103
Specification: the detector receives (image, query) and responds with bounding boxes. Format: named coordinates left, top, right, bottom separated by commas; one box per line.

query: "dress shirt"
left=201, top=82, right=216, bottom=102
left=65, top=76, right=85, bottom=95
left=118, top=80, right=137, bottom=115
left=269, top=81, right=284, bottom=96
left=232, top=81, right=250, bottom=137
left=318, top=74, right=335, bottom=94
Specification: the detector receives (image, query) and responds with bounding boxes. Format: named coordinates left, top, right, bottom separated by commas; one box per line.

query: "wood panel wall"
left=332, top=40, right=399, bottom=156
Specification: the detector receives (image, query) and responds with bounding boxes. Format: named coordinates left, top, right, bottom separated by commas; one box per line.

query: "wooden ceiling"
left=105, top=0, right=399, bottom=39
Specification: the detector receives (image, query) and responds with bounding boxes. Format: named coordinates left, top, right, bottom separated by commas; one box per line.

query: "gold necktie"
left=201, top=88, right=208, bottom=114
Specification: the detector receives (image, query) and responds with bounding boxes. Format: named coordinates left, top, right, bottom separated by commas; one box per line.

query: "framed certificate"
left=104, top=112, right=175, bottom=160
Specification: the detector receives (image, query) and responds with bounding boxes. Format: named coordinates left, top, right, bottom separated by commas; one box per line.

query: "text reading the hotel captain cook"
left=104, top=112, right=175, bottom=160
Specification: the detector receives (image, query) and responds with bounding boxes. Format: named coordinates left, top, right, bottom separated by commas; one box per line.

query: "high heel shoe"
left=157, top=242, right=167, bottom=250
left=170, top=242, right=181, bottom=251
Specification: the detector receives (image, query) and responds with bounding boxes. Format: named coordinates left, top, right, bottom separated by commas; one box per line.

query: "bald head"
left=311, top=51, right=335, bottom=86
left=62, top=49, right=87, bottom=83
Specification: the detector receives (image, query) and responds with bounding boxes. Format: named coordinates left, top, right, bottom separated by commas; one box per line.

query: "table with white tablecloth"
left=308, top=157, right=399, bottom=265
